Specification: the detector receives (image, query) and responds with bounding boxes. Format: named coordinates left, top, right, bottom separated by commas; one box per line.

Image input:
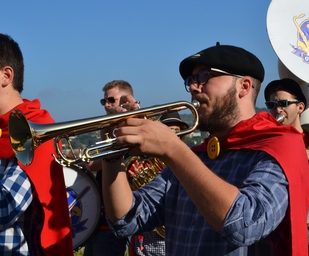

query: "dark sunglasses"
left=265, top=99, right=299, bottom=109
left=100, top=97, right=117, bottom=106
left=184, top=67, right=244, bottom=92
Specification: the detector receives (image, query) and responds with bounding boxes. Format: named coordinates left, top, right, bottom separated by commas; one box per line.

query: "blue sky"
left=2, top=0, right=278, bottom=122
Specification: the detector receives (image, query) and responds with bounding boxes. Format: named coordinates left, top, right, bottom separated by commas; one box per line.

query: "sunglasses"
left=265, top=99, right=299, bottom=109
left=100, top=97, right=117, bottom=106
left=184, top=67, right=244, bottom=92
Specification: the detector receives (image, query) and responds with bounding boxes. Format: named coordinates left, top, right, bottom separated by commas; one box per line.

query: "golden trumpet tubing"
left=9, top=100, right=199, bottom=166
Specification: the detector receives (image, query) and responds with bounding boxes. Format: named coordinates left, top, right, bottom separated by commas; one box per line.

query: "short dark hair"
left=264, top=78, right=307, bottom=108
left=102, top=80, right=134, bottom=96
left=0, top=33, right=24, bottom=93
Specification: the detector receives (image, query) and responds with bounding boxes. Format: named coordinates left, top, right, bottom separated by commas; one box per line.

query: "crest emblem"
left=291, top=14, right=309, bottom=63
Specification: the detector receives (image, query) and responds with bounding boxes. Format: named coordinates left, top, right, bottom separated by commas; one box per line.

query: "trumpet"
left=9, top=100, right=200, bottom=166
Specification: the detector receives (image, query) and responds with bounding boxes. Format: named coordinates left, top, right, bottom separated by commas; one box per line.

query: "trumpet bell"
left=9, top=109, right=36, bottom=166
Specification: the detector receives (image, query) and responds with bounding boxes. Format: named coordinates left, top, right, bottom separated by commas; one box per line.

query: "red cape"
left=192, top=112, right=309, bottom=255
left=303, top=132, right=309, bottom=149
left=0, top=99, right=73, bottom=256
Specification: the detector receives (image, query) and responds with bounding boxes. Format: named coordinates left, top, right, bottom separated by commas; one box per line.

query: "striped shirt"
left=109, top=149, right=288, bottom=256
left=0, top=158, right=44, bottom=255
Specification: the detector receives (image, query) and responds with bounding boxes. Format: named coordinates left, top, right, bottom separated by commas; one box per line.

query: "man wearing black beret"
left=101, top=43, right=309, bottom=255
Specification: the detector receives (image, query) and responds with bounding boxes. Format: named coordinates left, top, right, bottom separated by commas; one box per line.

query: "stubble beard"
left=198, top=85, right=240, bottom=134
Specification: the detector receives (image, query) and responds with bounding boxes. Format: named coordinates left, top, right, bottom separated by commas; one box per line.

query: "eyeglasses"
left=184, top=67, right=244, bottom=92
left=265, top=99, right=299, bottom=109
left=100, top=97, right=117, bottom=105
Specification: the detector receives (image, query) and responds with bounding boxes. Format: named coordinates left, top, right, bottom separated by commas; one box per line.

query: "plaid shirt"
left=109, top=150, right=288, bottom=256
left=133, top=231, right=165, bottom=256
left=0, top=158, right=44, bottom=255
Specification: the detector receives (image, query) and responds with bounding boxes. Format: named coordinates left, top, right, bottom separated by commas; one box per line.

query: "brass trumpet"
left=9, top=100, right=200, bottom=166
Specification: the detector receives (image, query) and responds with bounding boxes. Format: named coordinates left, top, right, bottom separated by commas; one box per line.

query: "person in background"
left=160, top=112, right=189, bottom=135
left=84, top=80, right=136, bottom=256
left=101, top=43, right=309, bottom=255
left=0, top=33, right=73, bottom=255
left=264, top=77, right=309, bottom=157
left=264, top=77, right=309, bottom=248
left=128, top=111, right=189, bottom=256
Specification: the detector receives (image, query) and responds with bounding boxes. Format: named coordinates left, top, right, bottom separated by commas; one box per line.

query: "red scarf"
left=192, top=112, right=309, bottom=255
left=0, top=99, right=73, bottom=256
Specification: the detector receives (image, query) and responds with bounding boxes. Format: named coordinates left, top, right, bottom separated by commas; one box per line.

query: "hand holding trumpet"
left=113, top=117, right=184, bottom=160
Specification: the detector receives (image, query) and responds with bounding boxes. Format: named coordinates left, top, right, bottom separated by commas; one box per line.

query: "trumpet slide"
left=9, top=100, right=200, bottom=166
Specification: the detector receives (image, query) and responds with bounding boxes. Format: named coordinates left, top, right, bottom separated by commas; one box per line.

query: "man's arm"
left=101, top=157, right=133, bottom=223
left=101, top=94, right=139, bottom=222
left=103, top=118, right=239, bottom=231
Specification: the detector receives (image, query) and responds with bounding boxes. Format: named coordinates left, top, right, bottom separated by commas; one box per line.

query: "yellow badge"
left=207, top=136, right=220, bottom=160
left=0, top=128, right=2, bottom=138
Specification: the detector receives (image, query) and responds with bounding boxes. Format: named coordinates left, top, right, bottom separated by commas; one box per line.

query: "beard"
left=198, top=84, right=240, bottom=134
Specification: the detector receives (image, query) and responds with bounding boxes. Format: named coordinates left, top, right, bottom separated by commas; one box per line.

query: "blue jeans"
left=84, top=229, right=131, bottom=256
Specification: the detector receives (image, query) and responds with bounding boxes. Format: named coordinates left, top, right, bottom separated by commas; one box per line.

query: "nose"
left=105, top=101, right=112, bottom=107
left=270, top=106, right=283, bottom=116
left=189, top=82, right=203, bottom=95
left=276, top=105, right=285, bottom=112
left=104, top=103, right=112, bottom=112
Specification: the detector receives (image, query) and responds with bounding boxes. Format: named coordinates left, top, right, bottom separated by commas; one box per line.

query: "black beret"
left=264, top=78, right=307, bottom=108
left=179, top=42, right=265, bottom=82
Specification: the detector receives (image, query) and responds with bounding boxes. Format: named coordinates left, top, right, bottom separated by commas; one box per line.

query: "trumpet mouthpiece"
left=276, top=114, right=285, bottom=123
left=192, top=100, right=200, bottom=109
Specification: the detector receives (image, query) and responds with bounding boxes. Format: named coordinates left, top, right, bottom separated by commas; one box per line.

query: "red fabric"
left=302, top=132, right=309, bottom=149
left=129, top=236, right=138, bottom=256
left=0, top=99, right=73, bottom=256
left=192, top=112, right=309, bottom=255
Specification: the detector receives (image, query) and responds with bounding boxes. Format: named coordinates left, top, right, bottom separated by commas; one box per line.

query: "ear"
left=297, top=101, right=305, bottom=114
left=238, top=77, right=252, bottom=99
left=0, top=66, right=14, bottom=87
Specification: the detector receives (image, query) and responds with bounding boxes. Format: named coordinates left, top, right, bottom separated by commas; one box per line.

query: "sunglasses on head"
left=100, top=97, right=117, bottom=106
left=265, top=99, right=299, bottom=109
left=184, top=67, right=244, bottom=92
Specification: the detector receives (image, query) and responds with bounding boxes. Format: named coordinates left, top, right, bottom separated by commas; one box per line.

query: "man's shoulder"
left=18, top=99, right=55, bottom=123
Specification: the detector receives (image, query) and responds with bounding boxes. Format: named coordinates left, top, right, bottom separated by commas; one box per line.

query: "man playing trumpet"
left=101, top=43, right=309, bottom=255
